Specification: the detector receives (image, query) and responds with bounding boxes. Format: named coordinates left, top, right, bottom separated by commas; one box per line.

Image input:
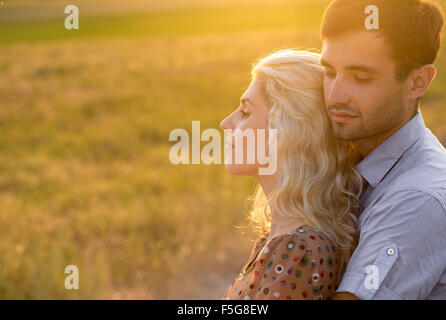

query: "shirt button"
left=387, top=248, right=395, bottom=256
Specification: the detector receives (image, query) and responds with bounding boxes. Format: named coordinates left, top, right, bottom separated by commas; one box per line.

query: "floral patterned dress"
left=222, top=225, right=341, bottom=300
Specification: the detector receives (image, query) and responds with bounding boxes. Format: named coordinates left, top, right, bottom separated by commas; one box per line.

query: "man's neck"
left=353, top=130, right=397, bottom=158
left=354, top=109, right=420, bottom=158
left=354, top=119, right=416, bottom=158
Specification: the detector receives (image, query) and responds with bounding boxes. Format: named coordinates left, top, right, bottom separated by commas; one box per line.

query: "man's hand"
left=332, top=292, right=360, bottom=300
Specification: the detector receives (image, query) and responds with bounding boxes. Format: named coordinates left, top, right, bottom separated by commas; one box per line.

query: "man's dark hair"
left=321, top=0, right=445, bottom=81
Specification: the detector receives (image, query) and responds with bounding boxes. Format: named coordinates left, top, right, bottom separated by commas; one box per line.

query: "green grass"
left=0, top=0, right=445, bottom=299
left=0, top=1, right=325, bottom=44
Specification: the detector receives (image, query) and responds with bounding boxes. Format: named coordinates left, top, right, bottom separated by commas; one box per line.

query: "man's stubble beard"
left=331, top=90, right=406, bottom=143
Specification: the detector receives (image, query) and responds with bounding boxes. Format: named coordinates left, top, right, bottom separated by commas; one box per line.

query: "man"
left=320, top=0, right=446, bottom=299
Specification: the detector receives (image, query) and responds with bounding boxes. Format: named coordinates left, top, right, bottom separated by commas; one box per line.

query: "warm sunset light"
left=0, top=0, right=446, bottom=310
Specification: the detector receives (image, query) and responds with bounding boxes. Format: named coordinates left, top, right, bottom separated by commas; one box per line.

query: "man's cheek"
left=355, top=86, right=382, bottom=106
left=322, top=80, right=332, bottom=104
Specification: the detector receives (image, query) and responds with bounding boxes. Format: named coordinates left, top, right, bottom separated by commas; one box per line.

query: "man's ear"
left=408, top=64, right=437, bottom=100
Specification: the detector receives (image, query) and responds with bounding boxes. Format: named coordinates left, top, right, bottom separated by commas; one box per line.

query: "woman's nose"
left=220, top=115, right=232, bottom=130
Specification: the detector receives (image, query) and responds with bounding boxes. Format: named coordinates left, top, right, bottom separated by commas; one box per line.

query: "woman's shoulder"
left=245, top=225, right=341, bottom=299
left=258, top=225, right=340, bottom=270
left=263, top=225, right=338, bottom=254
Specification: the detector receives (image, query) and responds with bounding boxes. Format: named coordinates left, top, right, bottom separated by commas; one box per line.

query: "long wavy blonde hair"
left=245, top=49, right=363, bottom=277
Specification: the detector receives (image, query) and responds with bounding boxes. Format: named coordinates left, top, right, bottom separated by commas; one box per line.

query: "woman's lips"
left=224, top=144, right=234, bottom=151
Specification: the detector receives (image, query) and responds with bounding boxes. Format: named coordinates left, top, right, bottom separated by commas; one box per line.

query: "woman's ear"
left=408, top=64, right=436, bottom=100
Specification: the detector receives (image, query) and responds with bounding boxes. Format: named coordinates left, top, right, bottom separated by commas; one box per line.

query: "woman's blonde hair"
left=246, top=49, right=363, bottom=277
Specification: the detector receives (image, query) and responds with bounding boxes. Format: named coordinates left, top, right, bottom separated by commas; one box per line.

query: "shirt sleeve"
left=242, top=231, right=341, bottom=300
left=337, top=188, right=446, bottom=300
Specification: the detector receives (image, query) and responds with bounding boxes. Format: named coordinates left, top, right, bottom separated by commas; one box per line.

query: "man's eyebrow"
left=320, top=59, right=380, bottom=74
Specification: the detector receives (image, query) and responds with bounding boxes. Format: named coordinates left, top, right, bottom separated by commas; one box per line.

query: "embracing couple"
left=220, top=0, right=446, bottom=300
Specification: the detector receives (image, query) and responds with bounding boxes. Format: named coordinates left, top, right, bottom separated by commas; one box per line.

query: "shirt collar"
left=356, top=111, right=427, bottom=189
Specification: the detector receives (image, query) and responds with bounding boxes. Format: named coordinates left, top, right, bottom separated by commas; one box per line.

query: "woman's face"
left=220, top=78, right=271, bottom=176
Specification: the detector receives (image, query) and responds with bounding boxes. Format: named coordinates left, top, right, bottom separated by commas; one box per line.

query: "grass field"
left=0, top=0, right=445, bottom=299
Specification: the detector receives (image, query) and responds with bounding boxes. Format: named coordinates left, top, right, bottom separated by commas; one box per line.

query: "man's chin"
left=331, top=127, right=359, bottom=142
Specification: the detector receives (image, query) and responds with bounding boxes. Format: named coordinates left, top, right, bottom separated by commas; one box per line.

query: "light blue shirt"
left=337, top=111, right=446, bottom=300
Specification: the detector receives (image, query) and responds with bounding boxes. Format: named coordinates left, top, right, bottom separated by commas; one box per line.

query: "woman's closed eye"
left=240, top=109, right=250, bottom=118
left=324, top=70, right=336, bottom=79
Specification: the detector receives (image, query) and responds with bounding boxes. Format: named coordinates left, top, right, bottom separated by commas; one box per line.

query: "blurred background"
left=0, top=0, right=445, bottom=299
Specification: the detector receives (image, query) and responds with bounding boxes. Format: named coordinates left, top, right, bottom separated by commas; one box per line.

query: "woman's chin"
left=224, top=164, right=258, bottom=176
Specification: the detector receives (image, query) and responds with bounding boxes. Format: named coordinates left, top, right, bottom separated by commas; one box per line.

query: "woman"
left=220, top=50, right=363, bottom=300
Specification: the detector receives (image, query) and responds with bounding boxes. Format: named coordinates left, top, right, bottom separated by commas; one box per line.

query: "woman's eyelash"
left=240, top=110, right=250, bottom=117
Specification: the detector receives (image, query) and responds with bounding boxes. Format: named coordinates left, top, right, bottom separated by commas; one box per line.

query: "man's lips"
left=330, top=111, right=358, bottom=117
left=329, top=111, right=359, bottom=123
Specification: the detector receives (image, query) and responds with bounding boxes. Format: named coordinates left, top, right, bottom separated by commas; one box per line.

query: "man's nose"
left=326, top=76, right=350, bottom=106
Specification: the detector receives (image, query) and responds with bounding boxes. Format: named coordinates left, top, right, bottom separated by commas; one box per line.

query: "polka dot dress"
left=222, top=225, right=341, bottom=300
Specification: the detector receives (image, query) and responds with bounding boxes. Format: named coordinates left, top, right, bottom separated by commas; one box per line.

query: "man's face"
left=321, top=31, right=411, bottom=142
